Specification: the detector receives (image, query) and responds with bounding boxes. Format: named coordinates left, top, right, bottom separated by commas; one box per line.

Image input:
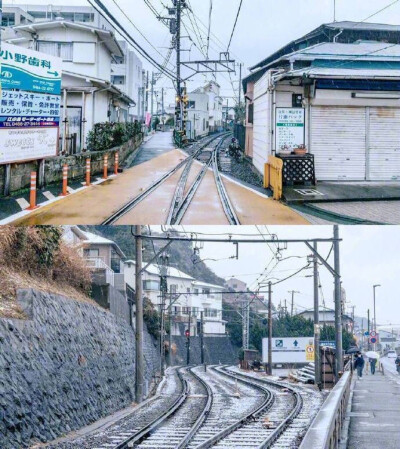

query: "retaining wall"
left=0, top=288, right=159, bottom=449
left=0, top=134, right=143, bottom=196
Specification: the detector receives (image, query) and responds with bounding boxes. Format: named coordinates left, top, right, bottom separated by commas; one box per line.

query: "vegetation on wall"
left=86, top=121, right=142, bottom=152
left=143, top=297, right=161, bottom=340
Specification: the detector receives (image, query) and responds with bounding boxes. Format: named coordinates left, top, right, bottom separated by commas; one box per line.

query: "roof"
left=297, top=307, right=353, bottom=321
left=325, top=21, right=400, bottom=32
left=12, top=20, right=123, bottom=57
left=192, top=280, right=224, bottom=290
left=124, top=260, right=194, bottom=280
left=68, top=226, right=126, bottom=258
left=284, top=66, right=400, bottom=80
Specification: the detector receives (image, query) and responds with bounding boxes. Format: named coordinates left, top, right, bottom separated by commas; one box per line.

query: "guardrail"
left=264, top=156, right=283, bottom=200
left=299, top=371, right=352, bottom=449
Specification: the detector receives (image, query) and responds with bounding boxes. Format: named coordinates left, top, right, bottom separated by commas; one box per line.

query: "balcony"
left=85, top=257, right=114, bottom=286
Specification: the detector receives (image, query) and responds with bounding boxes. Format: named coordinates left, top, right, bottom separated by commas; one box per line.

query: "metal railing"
left=84, top=257, right=115, bottom=286
left=299, top=371, right=352, bottom=449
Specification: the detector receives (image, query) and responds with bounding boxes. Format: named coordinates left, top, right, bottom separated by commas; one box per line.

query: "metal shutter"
left=311, top=106, right=366, bottom=181
left=368, top=107, right=400, bottom=181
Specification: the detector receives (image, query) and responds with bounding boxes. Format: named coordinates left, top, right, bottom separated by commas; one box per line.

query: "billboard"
left=262, top=337, right=314, bottom=364
left=0, top=43, right=62, bottom=94
left=0, top=128, right=59, bottom=164
left=275, top=107, right=305, bottom=150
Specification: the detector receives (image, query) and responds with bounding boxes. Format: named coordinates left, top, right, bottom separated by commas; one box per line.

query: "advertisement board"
left=0, top=43, right=62, bottom=94
left=262, top=337, right=314, bottom=364
left=275, top=107, right=305, bottom=150
left=0, top=128, right=59, bottom=164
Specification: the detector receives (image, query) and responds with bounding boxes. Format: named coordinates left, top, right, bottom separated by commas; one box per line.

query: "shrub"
left=86, top=121, right=142, bottom=152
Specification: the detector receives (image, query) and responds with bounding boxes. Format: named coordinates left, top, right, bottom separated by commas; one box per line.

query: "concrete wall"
left=0, top=134, right=142, bottom=197
left=0, top=288, right=160, bottom=449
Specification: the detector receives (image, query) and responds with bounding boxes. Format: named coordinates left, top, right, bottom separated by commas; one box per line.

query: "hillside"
left=87, top=226, right=225, bottom=286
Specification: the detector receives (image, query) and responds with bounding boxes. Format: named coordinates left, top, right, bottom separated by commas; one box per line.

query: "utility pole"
left=159, top=252, right=169, bottom=376
left=367, top=309, right=371, bottom=351
left=145, top=71, right=149, bottom=113
left=161, top=87, right=165, bottom=131
left=238, top=62, right=242, bottom=122
left=268, top=282, right=273, bottom=376
left=135, top=225, right=144, bottom=403
left=373, top=284, right=381, bottom=351
left=289, top=290, right=299, bottom=316
left=175, top=0, right=182, bottom=132
left=168, top=295, right=173, bottom=366
left=333, top=225, right=343, bottom=376
left=351, top=306, right=355, bottom=334
left=200, top=311, right=205, bottom=367
left=150, top=72, right=155, bottom=130
left=313, top=242, right=321, bottom=389
left=186, top=310, right=191, bottom=365
left=242, top=298, right=249, bottom=350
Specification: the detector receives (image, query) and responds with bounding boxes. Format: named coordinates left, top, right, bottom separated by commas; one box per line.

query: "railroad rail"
left=102, top=133, right=229, bottom=225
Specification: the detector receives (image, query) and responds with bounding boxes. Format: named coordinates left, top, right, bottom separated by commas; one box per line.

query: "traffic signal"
left=185, top=329, right=190, bottom=337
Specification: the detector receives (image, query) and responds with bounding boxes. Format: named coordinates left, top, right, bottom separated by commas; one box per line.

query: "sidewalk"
left=346, top=371, right=400, bottom=448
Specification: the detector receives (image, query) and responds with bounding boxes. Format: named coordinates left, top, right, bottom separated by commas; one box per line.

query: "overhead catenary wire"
left=227, top=0, right=244, bottom=52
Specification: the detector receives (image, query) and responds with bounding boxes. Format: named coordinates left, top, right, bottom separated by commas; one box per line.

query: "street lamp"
left=373, top=284, right=381, bottom=351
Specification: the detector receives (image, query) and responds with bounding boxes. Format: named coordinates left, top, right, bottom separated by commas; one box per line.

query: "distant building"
left=202, top=80, right=223, bottom=132
left=243, top=21, right=400, bottom=181
left=123, top=261, right=226, bottom=336
left=226, top=277, right=247, bottom=292
left=296, top=307, right=353, bottom=328
left=186, top=91, right=209, bottom=140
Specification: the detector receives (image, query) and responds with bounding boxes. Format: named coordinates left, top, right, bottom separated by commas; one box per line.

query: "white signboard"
left=0, top=128, right=59, bottom=164
left=262, top=337, right=314, bottom=364
left=1, top=90, right=61, bottom=118
left=275, top=107, right=305, bottom=150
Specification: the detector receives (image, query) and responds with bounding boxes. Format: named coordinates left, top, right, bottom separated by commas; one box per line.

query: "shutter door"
left=368, top=107, right=400, bottom=181
left=311, top=106, right=366, bottom=181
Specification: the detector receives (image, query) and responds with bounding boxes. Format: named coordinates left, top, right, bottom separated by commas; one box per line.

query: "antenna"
left=334, top=0, right=337, bottom=22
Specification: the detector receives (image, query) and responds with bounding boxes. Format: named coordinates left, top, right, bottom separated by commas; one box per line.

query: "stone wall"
left=0, top=134, right=143, bottom=196
left=0, top=289, right=160, bottom=449
left=170, top=335, right=239, bottom=366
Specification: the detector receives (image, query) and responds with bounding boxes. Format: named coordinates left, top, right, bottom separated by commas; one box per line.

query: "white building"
left=112, top=41, right=144, bottom=121
left=203, top=80, right=223, bottom=132
left=243, top=22, right=400, bottom=181
left=3, top=20, right=134, bottom=153
left=186, top=91, right=209, bottom=139
left=123, top=261, right=226, bottom=336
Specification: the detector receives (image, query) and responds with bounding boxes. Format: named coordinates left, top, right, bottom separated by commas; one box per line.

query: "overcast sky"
left=8, top=0, right=400, bottom=106
left=153, top=225, right=400, bottom=330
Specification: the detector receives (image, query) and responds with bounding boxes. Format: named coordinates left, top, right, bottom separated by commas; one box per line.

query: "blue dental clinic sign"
left=1, top=43, right=61, bottom=94
left=0, top=44, right=62, bottom=164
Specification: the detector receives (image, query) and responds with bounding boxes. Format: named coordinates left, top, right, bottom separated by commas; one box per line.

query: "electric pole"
left=186, top=310, right=191, bottom=365
left=367, top=309, right=371, bottom=351
left=150, top=72, right=155, bottom=130
left=161, top=87, right=165, bottom=131
left=268, top=282, right=273, bottom=375
left=313, top=242, right=321, bottom=389
left=333, top=225, right=343, bottom=376
left=175, top=0, right=182, bottom=133
left=200, top=311, right=205, bottom=367
left=135, top=225, right=144, bottom=403
left=145, top=71, right=149, bottom=114
left=159, top=252, right=169, bottom=376
left=289, top=290, right=299, bottom=316
left=242, top=298, right=250, bottom=350
left=238, top=62, right=242, bottom=122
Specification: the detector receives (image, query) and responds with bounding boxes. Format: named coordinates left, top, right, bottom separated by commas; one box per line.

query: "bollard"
left=60, top=164, right=69, bottom=196
left=27, top=171, right=39, bottom=210
left=103, top=154, right=108, bottom=179
left=114, top=152, right=119, bottom=175
left=85, top=158, right=91, bottom=186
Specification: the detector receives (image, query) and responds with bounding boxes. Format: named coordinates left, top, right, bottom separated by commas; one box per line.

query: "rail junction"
left=48, top=365, right=323, bottom=449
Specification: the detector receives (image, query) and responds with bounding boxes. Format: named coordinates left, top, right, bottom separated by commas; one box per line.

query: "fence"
left=85, top=257, right=115, bottom=286
left=299, top=371, right=352, bottom=449
left=234, top=123, right=246, bottom=150
left=264, top=156, right=283, bottom=200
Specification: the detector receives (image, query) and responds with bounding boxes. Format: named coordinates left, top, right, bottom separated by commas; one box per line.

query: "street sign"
left=0, top=90, right=61, bottom=120
left=0, top=43, right=62, bottom=94
left=364, top=331, right=370, bottom=337
left=370, top=337, right=377, bottom=344
left=320, top=341, right=336, bottom=348
left=370, top=331, right=377, bottom=338
left=262, top=337, right=314, bottom=364
left=306, top=344, right=315, bottom=362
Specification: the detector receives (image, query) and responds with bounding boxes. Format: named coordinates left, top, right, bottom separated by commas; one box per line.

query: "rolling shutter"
left=311, top=106, right=366, bottom=181
left=368, top=107, right=400, bottom=181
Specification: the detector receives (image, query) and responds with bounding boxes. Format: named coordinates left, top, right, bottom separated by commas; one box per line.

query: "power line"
left=227, top=0, right=244, bottom=52
left=206, top=0, right=213, bottom=58
left=351, top=0, right=400, bottom=27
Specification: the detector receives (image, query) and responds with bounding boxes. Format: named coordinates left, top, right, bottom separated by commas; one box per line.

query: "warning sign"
left=306, top=344, right=315, bottom=362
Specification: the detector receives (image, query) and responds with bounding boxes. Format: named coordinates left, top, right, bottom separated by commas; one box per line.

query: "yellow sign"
left=306, top=344, right=315, bottom=362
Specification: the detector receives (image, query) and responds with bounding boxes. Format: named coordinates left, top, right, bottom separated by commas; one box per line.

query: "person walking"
left=354, top=353, right=365, bottom=379
left=370, top=358, right=377, bottom=375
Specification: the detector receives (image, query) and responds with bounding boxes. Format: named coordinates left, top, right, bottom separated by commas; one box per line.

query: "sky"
left=153, top=225, right=400, bottom=330
left=7, top=0, right=400, bottom=107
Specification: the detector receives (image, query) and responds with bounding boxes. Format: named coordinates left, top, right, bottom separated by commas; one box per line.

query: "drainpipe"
left=62, top=89, right=68, bottom=154
left=333, top=29, right=344, bottom=43
left=81, top=91, right=86, bottom=152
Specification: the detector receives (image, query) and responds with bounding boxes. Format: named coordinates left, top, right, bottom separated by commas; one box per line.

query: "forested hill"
left=88, top=226, right=225, bottom=286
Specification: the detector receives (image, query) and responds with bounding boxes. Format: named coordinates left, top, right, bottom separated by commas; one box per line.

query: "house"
left=123, top=261, right=226, bottom=336
left=2, top=18, right=135, bottom=153
left=243, top=21, right=400, bottom=181
left=112, top=40, right=144, bottom=121
left=296, top=307, right=353, bottom=328
left=203, top=80, right=223, bottom=132
left=186, top=91, right=209, bottom=139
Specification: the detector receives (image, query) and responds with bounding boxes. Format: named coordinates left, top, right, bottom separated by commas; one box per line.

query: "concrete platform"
left=347, top=371, right=400, bottom=449
left=283, top=182, right=400, bottom=205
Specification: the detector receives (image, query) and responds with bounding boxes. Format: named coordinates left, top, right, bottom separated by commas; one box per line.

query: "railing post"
left=27, top=172, right=39, bottom=210
left=85, top=158, right=91, bottom=186
left=103, top=154, right=108, bottom=179
left=60, top=164, right=69, bottom=196
left=114, top=152, right=119, bottom=175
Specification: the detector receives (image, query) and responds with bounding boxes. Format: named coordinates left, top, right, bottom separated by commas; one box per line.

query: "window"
left=248, top=103, right=254, bottom=124
left=202, top=288, right=210, bottom=295
left=187, top=101, right=196, bottom=109
left=74, top=12, right=94, bottom=23
left=173, top=306, right=181, bottom=315
left=83, top=248, right=99, bottom=258
left=191, top=307, right=199, bottom=316
left=38, top=41, right=73, bottom=61
left=194, top=288, right=199, bottom=295
left=203, top=119, right=205, bottom=131
left=112, top=75, right=126, bottom=85
left=143, top=280, right=160, bottom=291
left=2, top=13, right=15, bottom=27
left=187, top=287, right=191, bottom=293
left=110, top=248, right=121, bottom=273
left=204, top=308, right=218, bottom=318
left=182, top=307, right=190, bottom=315
left=170, top=284, right=178, bottom=294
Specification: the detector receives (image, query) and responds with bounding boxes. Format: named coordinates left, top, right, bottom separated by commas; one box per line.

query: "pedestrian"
left=395, top=355, right=400, bottom=374
left=354, top=353, right=365, bottom=379
left=370, top=358, right=377, bottom=375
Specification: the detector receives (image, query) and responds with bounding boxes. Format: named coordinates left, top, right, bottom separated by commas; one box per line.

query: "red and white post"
left=28, top=171, right=39, bottom=210
left=103, top=154, right=108, bottom=179
left=60, top=164, right=69, bottom=196
left=114, top=152, right=119, bottom=175
left=85, top=158, right=91, bottom=186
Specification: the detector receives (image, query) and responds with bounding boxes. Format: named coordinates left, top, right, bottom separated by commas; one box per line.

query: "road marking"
left=42, top=191, right=55, bottom=200
left=16, top=198, right=30, bottom=210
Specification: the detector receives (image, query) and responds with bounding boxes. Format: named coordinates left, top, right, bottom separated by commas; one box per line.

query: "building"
left=123, top=261, right=226, bottom=336
left=112, top=41, right=144, bottom=121
left=186, top=91, right=209, bottom=139
left=1, top=6, right=34, bottom=26
left=243, top=21, right=400, bottom=181
left=3, top=20, right=135, bottom=153
left=296, top=307, right=353, bottom=328
left=203, top=80, right=223, bottom=132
